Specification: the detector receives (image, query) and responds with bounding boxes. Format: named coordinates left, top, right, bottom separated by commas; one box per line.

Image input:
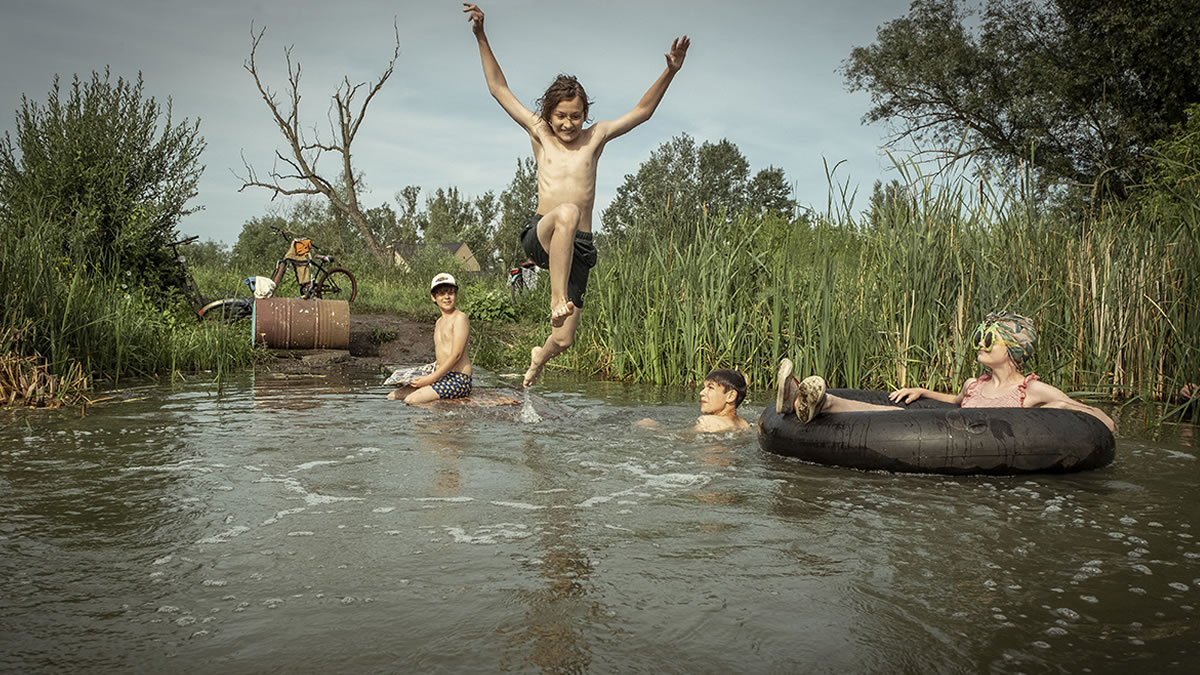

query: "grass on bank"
left=0, top=213, right=261, bottom=402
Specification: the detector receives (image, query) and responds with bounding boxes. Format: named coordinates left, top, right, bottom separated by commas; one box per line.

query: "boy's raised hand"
left=463, top=3, right=485, bottom=35
left=666, top=35, right=691, bottom=72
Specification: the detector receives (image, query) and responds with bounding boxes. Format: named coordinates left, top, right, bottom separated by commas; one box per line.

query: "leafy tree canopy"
left=495, top=156, right=537, bottom=269
left=602, top=133, right=796, bottom=239
left=842, top=0, right=1200, bottom=201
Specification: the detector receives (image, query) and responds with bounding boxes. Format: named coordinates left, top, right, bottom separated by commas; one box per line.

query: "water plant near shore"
left=0, top=214, right=260, bottom=393
left=560, top=170, right=1199, bottom=408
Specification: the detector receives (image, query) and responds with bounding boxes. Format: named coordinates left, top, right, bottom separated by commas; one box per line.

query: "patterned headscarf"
left=982, top=311, right=1037, bottom=368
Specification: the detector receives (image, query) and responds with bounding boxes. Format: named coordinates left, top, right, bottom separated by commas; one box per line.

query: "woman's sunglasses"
left=972, top=321, right=1010, bottom=351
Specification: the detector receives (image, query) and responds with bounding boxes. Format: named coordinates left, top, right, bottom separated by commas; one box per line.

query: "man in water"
left=463, top=2, right=690, bottom=387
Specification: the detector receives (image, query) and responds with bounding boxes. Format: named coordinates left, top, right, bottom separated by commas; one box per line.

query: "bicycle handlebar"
left=271, top=225, right=320, bottom=250
left=169, top=235, right=200, bottom=247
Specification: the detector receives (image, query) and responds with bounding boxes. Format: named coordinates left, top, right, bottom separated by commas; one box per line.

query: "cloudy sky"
left=1, top=0, right=915, bottom=245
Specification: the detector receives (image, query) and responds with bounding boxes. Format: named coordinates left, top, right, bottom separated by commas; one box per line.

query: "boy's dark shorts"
left=520, top=214, right=598, bottom=309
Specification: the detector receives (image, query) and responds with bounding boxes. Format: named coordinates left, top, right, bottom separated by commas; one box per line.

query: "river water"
left=1, top=370, right=1196, bottom=673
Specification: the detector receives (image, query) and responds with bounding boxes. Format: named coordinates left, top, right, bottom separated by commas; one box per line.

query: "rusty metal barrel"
left=253, top=298, right=350, bottom=350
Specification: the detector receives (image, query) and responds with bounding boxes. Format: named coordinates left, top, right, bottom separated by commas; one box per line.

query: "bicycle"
left=507, top=260, right=539, bottom=305
left=269, top=227, right=358, bottom=303
left=168, top=235, right=252, bottom=321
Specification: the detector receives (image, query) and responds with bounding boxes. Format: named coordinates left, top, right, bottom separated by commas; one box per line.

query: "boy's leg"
left=523, top=309, right=580, bottom=388
left=403, top=386, right=441, bottom=405
left=776, top=366, right=903, bottom=422
left=822, top=394, right=898, bottom=414
left=387, top=385, right=417, bottom=400
left=535, top=203, right=582, bottom=327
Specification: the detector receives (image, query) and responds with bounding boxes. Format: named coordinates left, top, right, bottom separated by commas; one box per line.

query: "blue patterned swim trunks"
left=430, top=371, right=472, bottom=399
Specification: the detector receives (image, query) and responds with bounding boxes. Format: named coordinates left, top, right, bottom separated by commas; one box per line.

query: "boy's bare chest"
left=538, top=144, right=601, bottom=174
left=434, top=318, right=457, bottom=342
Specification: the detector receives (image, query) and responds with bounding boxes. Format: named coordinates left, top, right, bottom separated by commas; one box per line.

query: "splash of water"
left=519, top=389, right=542, bottom=424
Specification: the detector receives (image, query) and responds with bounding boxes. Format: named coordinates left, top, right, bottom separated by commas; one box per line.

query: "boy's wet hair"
left=536, top=75, right=593, bottom=124
left=704, top=369, right=746, bottom=408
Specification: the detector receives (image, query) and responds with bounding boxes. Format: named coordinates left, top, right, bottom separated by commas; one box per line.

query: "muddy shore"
left=255, top=312, right=435, bottom=376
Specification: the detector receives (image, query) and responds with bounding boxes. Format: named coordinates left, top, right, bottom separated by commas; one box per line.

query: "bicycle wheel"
left=198, top=298, right=253, bottom=322
left=314, top=267, right=357, bottom=303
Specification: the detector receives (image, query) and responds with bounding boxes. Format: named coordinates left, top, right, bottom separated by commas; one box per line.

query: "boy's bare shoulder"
left=695, top=414, right=750, bottom=433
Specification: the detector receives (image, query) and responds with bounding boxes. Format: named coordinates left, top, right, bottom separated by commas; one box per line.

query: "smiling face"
left=431, top=285, right=457, bottom=311
left=549, top=97, right=585, bottom=144
left=699, top=380, right=733, bottom=415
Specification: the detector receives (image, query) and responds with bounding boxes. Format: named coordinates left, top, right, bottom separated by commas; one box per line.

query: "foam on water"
left=489, top=501, right=545, bottom=510
left=519, top=389, right=542, bottom=424
left=197, top=526, right=251, bottom=544
left=293, top=460, right=340, bottom=471
left=445, top=523, right=533, bottom=544
left=262, top=507, right=306, bottom=526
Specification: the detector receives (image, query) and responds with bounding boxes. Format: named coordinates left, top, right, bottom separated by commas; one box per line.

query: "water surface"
left=1, top=371, right=1196, bottom=673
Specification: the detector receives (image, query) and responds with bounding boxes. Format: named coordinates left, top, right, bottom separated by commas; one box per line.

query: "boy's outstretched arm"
left=596, top=35, right=691, bottom=142
left=463, top=3, right=539, bottom=135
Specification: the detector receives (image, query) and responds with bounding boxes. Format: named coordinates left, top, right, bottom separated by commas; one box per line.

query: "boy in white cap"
left=388, top=273, right=473, bottom=403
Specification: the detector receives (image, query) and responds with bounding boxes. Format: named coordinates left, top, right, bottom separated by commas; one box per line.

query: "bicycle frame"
left=269, top=227, right=357, bottom=302
left=168, top=235, right=205, bottom=311
left=169, top=235, right=253, bottom=322
left=275, top=255, right=337, bottom=297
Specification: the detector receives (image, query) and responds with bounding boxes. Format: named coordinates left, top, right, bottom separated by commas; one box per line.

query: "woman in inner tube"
left=775, top=311, right=1115, bottom=433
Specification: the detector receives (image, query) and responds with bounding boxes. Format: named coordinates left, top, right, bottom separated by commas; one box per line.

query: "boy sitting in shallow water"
left=638, top=369, right=751, bottom=433
left=775, top=311, right=1115, bottom=432
left=387, top=273, right=473, bottom=404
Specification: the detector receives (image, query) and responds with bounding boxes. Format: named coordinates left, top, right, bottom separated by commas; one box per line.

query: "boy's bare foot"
left=549, top=301, right=575, bottom=327
left=523, top=346, right=544, bottom=388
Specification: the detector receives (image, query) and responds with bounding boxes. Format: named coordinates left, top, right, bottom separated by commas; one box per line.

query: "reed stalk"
left=561, top=171, right=1198, bottom=411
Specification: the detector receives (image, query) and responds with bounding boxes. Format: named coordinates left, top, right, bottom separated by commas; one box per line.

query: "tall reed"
left=0, top=210, right=259, bottom=385
left=562, top=172, right=1199, bottom=408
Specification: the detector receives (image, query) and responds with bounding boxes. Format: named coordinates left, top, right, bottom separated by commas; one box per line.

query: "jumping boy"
left=463, top=3, right=690, bottom=387
left=387, top=273, right=473, bottom=404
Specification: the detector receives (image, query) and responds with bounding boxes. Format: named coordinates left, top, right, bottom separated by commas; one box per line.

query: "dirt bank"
left=255, top=312, right=435, bottom=376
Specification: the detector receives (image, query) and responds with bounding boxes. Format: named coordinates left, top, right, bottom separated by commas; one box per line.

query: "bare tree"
left=238, top=24, right=399, bottom=262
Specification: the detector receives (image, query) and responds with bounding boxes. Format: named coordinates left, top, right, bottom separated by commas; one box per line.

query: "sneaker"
left=794, top=375, right=828, bottom=424
left=775, top=358, right=800, bottom=414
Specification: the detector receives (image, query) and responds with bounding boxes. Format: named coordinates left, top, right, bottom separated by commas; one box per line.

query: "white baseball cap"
left=430, top=272, right=458, bottom=291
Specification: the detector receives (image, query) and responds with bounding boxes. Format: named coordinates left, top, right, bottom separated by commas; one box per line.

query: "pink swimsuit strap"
left=961, top=373, right=1039, bottom=408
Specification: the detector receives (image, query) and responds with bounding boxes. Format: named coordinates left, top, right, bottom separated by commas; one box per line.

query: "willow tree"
left=239, top=25, right=399, bottom=263
left=842, top=0, right=1200, bottom=202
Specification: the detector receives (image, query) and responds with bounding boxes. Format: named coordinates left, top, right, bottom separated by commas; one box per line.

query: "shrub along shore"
left=0, top=214, right=259, bottom=407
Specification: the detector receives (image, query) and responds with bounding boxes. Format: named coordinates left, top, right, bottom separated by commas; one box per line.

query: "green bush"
left=0, top=69, right=205, bottom=306
left=460, top=287, right=515, bottom=323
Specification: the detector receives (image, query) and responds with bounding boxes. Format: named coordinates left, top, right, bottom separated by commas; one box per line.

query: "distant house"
left=389, top=241, right=481, bottom=273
